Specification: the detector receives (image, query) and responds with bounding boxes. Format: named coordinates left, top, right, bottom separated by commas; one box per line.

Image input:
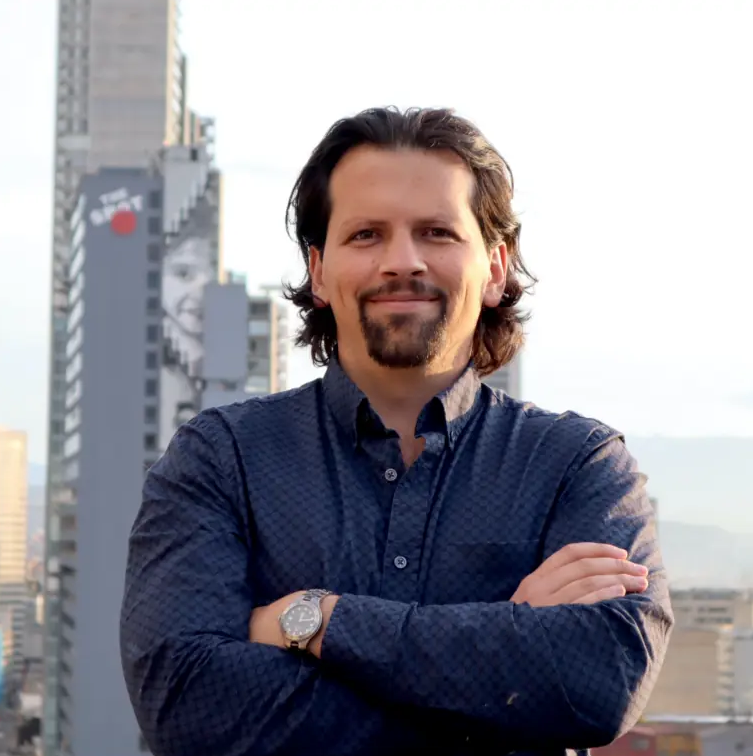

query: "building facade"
left=671, top=588, right=753, bottom=631
left=644, top=589, right=753, bottom=718
left=47, top=143, right=288, bottom=755
left=47, top=141, right=223, bottom=755
left=45, top=2, right=193, bottom=751
left=482, top=354, right=522, bottom=398
left=0, top=428, right=29, bottom=685
left=644, top=626, right=735, bottom=717
left=200, top=283, right=291, bottom=408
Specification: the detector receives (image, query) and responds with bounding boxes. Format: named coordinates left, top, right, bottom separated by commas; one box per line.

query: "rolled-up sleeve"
left=319, top=428, right=674, bottom=750
left=120, top=412, right=439, bottom=756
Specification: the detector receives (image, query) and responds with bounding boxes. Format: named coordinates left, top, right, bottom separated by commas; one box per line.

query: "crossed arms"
left=120, top=417, right=673, bottom=756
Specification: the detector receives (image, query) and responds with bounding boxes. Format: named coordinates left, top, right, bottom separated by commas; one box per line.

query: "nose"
left=378, top=231, right=427, bottom=278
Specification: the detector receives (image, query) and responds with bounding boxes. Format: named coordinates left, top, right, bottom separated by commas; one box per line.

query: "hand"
left=249, top=591, right=340, bottom=658
left=511, top=542, right=649, bottom=607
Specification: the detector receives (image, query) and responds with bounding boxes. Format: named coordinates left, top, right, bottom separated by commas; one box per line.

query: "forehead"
left=328, top=146, right=476, bottom=223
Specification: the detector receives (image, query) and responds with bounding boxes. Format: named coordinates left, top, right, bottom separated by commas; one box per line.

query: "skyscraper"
left=45, top=2, right=191, bottom=752
left=0, top=428, right=29, bottom=686
left=47, top=139, right=222, bottom=756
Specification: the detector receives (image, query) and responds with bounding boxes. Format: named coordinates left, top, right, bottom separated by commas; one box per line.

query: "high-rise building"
left=0, top=428, right=29, bottom=685
left=45, top=2, right=195, bottom=751
left=46, top=140, right=221, bottom=756
left=483, top=354, right=522, bottom=398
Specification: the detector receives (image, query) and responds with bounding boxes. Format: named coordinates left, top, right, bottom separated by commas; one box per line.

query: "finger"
left=545, top=556, right=648, bottom=595
left=557, top=574, right=649, bottom=605
left=573, top=583, right=627, bottom=605
left=538, top=543, right=629, bottom=576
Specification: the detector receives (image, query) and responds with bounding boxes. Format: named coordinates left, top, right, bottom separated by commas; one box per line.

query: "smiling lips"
left=366, top=295, right=438, bottom=311
left=368, top=291, right=438, bottom=310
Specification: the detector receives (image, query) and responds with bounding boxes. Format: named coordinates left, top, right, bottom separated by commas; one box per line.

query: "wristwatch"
left=278, top=589, right=332, bottom=651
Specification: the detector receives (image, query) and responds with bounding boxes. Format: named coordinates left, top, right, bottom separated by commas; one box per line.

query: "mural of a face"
left=162, top=236, right=214, bottom=368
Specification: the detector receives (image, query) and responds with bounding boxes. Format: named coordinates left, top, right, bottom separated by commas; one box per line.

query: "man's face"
left=309, top=146, right=507, bottom=370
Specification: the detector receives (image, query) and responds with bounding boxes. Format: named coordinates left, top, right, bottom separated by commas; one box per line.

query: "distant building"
left=0, top=428, right=29, bottom=683
left=46, top=142, right=223, bottom=756
left=644, top=626, right=735, bottom=717
left=644, top=590, right=753, bottom=717
left=46, top=139, right=287, bottom=756
left=45, top=2, right=201, bottom=751
left=594, top=719, right=753, bottom=756
left=0, top=608, right=11, bottom=702
left=671, top=588, right=753, bottom=630
left=734, top=630, right=753, bottom=716
left=482, top=355, right=521, bottom=397
left=201, top=282, right=291, bottom=408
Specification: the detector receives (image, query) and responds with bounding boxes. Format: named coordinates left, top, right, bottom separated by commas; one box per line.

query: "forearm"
left=319, top=593, right=672, bottom=750
left=123, top=630, right=439, bottom=756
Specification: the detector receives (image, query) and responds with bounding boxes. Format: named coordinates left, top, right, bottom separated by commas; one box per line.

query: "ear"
left=309, top=246, right=329, bottom=305
left=483, top=242, right=508, bottom=307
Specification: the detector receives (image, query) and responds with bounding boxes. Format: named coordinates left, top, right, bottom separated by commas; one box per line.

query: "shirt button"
left=394, top=555, right=408, bottom=570
left=384, top=468, right=398, bottom=482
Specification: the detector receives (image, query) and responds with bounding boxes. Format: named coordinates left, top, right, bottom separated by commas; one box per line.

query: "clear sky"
left=1, top=0, right=752, bottom=466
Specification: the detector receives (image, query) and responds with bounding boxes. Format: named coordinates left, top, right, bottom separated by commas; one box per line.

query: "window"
left=145, top=379, right=157, bottom=397
left=145, top=352, right=158, bottom=369
left=148, top=190, right=162, bottom=210
left=147, top=270, right=160, bottom=290
left=145, top=406, right=157, bottom=424
left=147, top=243, right=162, bottom=262
left=63, top=433, right=80, bottom=459
left=147, top=216, right=162, bottom=235
left=144, top=434, right=157, bottom=451
left=67, top=299, right=84, bottom=332
left=147, top=296, right=160, bottom=314
left=146, top=325, right=159, bottom=343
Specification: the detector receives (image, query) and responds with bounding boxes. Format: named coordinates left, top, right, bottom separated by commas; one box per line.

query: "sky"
left=1, top=0, right=752, bottom=467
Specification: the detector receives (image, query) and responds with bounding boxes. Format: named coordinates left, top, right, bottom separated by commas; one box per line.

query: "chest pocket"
left=428, top=539, right=542, bottom=604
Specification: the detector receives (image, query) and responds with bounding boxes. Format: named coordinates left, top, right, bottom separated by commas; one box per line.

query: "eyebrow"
left=338, top=215, right=463, bottom=230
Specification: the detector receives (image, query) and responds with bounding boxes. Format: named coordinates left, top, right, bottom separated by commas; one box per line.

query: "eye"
left=350, top=229, right=378, bottom=242
left=424, top=227, right=455, bottom=239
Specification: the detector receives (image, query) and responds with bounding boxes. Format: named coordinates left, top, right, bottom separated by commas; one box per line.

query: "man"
left=121, top=107, right=673, bottom=756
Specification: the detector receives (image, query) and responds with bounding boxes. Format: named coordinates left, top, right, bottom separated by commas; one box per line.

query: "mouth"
left=366, top=297, right=439, bottom=311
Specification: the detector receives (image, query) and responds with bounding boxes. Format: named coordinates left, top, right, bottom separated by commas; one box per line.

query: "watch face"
left=281, top=602, right=320, bottom=640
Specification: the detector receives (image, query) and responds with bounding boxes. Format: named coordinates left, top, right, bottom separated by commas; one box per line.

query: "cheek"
left=323, top=255, right=375, bottom=307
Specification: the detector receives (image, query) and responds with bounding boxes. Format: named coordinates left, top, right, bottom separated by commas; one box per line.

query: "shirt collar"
left=322, top=357, right=483, bottom=450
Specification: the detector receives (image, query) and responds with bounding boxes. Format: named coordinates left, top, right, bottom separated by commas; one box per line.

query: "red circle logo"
left=111, top=210, right=137, bottom=235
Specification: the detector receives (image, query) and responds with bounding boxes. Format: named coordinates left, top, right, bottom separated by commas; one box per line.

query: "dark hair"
left=284, top=106, right=536, bottom=376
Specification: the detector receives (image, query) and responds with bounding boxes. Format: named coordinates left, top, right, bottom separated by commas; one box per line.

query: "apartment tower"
left=45, top=1, right=193, bottom=753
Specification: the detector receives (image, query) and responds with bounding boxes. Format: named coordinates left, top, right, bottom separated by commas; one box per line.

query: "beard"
left=358, top=279, right=449, bottom=368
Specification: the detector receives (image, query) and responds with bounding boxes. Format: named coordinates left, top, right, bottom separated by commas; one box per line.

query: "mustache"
left=358, top=279, right=447, bottom=302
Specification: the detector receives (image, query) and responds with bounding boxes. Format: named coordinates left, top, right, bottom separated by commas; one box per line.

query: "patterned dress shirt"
left=120, top=359, right=673, bottom=756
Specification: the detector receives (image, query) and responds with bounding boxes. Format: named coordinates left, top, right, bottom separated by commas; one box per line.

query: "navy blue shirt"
left=120, top=360, right=673, bottom=756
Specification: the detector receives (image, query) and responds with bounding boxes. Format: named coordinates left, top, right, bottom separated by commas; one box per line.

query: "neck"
left=337, top=346, right=470, bottom=441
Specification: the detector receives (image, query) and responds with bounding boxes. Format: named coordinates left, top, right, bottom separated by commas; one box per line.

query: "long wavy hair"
left=284, top=106, right=536, bottom=376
